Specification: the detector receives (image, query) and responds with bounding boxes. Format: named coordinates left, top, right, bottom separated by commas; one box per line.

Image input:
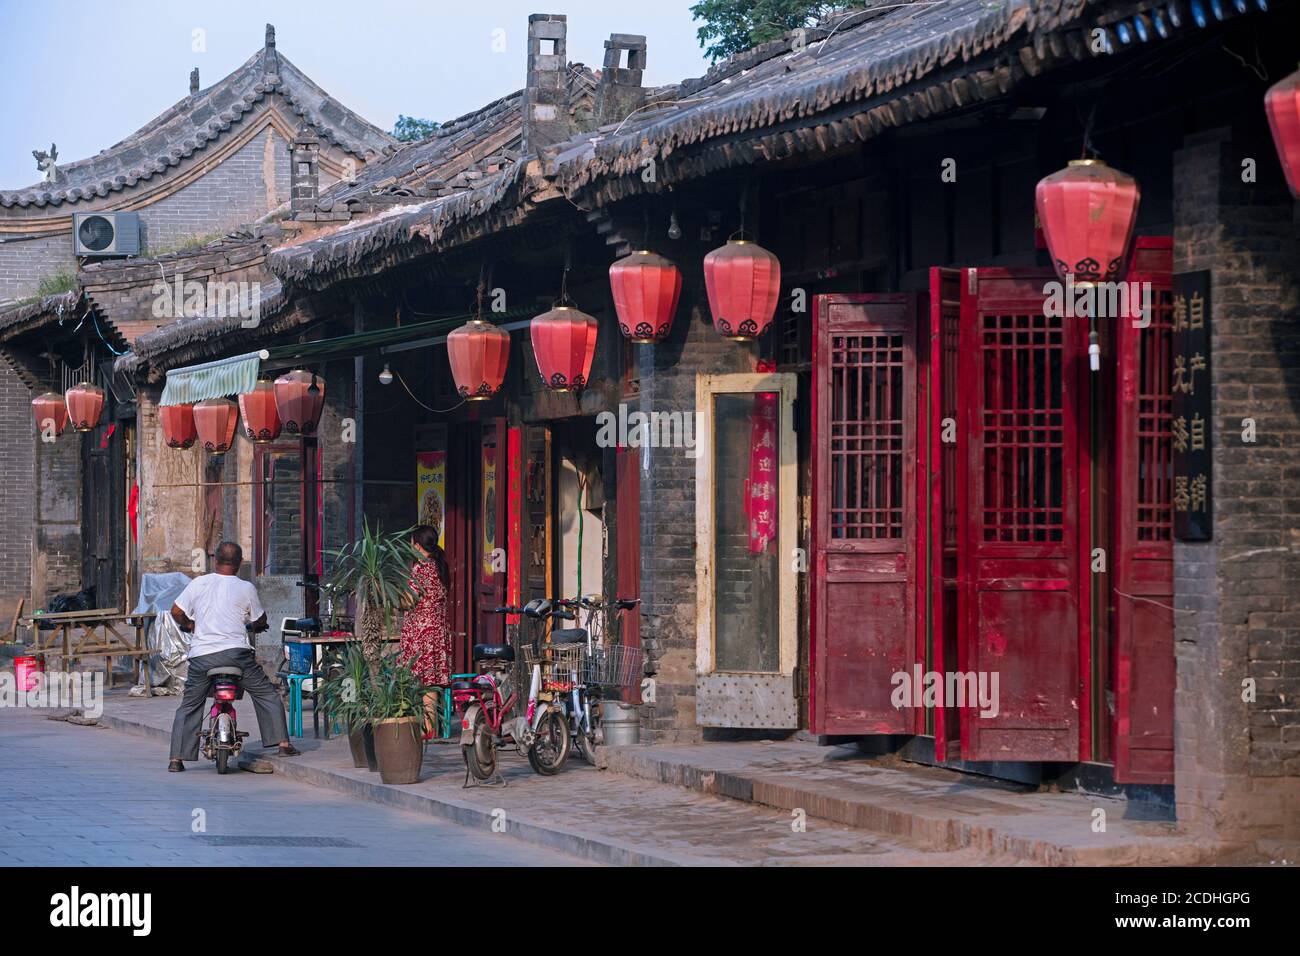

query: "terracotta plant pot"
left=362, top=723, right=379, bottom=772
left=372, top=716, right=422, bottom=784
left=347, top=723, right=368, bottom=769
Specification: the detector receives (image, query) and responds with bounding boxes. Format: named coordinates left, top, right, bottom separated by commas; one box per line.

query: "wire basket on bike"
left=520, top=642, right=585, bottom=693
left=581, top=643, right=643, bottom=691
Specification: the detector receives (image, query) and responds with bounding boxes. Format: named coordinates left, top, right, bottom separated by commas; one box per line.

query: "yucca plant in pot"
left=316, top=643, right=376, bottom=770
left=325, top=520, right=420, bottom=679
left=368, top=656, right=433, bottom=784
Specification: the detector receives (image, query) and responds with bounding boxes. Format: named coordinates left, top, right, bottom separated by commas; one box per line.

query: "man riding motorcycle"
left=166, top=541, right=301, bottom=772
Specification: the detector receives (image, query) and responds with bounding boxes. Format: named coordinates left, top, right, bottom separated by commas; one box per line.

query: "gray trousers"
left=169, top=647, right=289, bottom=760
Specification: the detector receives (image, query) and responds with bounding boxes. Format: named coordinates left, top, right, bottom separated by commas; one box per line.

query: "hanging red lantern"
left=159, top=403, right=197, bottom=449
left=273, top=369, right=325, bottom=435
left=193, top=398, right=238, bottom=453
left=238, top=380, right=282, bottom=443
left=65, top=383, right=105, bottom=432
left=1035, top=159, right=1141, bottom=284
left=609, top=250, right=682, bottom=344
left=447, top=319, right=510, bottom=400
left=703, top=239, right=781, bottom=341
left=31, top=392, right=68, bottom=437
left=530, top=306, right=598, bottom=391
left=1265, top=66, right=1300, bottom=198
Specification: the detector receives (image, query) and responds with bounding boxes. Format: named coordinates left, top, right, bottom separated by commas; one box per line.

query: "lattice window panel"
left=830, top=332, right=905, bottom=539
left=980, top=313, right=1065, bottom=543
left=1137, top=288, right=1174, bottom=541
left=941, top=305, right=960, bottom=551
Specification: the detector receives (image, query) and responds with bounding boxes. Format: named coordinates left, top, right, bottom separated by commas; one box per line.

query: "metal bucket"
left=601, top=699, right=640, bottom=746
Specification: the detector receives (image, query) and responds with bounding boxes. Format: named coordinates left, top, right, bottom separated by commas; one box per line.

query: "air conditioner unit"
left=72, top=212, right=141, bottom=257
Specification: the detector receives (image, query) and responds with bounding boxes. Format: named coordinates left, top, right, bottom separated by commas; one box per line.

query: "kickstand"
left=462, top=764, right=506, bottom=788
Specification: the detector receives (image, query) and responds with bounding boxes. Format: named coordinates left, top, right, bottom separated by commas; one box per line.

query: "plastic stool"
left=439, top=674, right=476, bottom=739
left=286, top=673, right=314, bottom=738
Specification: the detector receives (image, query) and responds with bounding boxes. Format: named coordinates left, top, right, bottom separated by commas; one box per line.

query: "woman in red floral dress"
left=399, top=525, right=452, bottom=690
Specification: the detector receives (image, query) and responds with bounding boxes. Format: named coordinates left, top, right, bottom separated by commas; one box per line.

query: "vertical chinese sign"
left=415, top=451, right=446, bottom=548
left=1171, top=271, right=1212, bottom=540
left=746, top=392, right=779, bottom=553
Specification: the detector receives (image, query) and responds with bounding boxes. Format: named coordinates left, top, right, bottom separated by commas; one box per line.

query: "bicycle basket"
left=581, top=644, right=643, bottom=690
left=521, top=643, right=585, bottom=692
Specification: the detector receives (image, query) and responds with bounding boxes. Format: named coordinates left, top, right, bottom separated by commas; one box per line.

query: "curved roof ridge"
left=1, top=38, right=397, bottom=211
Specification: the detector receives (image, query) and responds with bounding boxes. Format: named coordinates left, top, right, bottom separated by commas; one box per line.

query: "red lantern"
left=530, top=306, right=598, bottom=391
left=610, top=250, right=682, bottom=344
left=160, top=403, right=197, bottom=449
left=238, top=380, right=282, bottom=443
left=703, top=239, right=781, bottom=340
left=447, top=319, right=510, bottom=400
left=193, top=398, right=238, bottom=453
left=1035, top=159, right=1141, bottom=285
left=32, top=392, right=67, bottom=437
left=273, top=369, right=325, bottom=435
left=65, top=383, right=105, bottom=432
left=1265, top=66, right=1300, bottom=198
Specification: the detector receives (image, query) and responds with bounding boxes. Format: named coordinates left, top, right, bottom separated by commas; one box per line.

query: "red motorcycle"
left=198, top=666, right=250, bottom=774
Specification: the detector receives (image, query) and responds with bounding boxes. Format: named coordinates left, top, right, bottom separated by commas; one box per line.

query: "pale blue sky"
left=0, top=0, right=711, bottom=189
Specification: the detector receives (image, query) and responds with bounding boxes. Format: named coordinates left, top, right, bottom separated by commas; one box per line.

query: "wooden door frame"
left=694, top=372, right=798, bottom=724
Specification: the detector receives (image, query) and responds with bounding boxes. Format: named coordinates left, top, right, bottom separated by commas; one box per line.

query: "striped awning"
left=160, top=350, right=267, bottom=406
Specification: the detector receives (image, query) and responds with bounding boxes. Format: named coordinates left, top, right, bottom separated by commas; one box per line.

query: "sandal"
left=277, top=743, right=302, bottom=756
left=167, top=759, right=184, bottom=772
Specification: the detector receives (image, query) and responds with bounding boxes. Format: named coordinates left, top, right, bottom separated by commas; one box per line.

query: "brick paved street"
left=0, top=710, right=579, bottom=867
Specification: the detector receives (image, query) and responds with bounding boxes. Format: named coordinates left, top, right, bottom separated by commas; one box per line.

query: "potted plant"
left=368, top=656, right=432, bottom=784
left=317, top=643, right=376, bottom=770
left=325, top=520, right=420, bottom=678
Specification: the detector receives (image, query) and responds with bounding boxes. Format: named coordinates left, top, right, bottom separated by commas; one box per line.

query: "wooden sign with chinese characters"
left=1171, top=270, right=1212, bottom=540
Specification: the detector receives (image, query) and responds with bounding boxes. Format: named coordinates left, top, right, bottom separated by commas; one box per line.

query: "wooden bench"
left=19, top=608, right=157, bottom=692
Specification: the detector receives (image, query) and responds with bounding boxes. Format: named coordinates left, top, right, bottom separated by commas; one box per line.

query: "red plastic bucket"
left=14, top=656, right=44, bottom=692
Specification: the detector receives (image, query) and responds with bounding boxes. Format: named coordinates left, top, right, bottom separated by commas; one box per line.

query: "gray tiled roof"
left=0, top=26, right=397, bottom=210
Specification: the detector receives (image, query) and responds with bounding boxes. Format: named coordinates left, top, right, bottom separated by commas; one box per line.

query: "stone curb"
left=601, top=747, right=1224, bottom=866
left=97, top=710, right=713, bottom=867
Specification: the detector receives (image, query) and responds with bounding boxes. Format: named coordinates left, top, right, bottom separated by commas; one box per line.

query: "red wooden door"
left=1113, top=238, right=1175, bottom=784
left=928, top=268, right=962, bottom=760
left=811, top=294, right=919, bottom=735
left=958, top=268, right=1088, bottom=762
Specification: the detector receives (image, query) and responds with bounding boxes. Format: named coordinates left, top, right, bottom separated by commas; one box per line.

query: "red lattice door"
left=1113, top=237, right=1175, bottom=784
left=811, top=294, right=919, bottom=734
left=958, top=269, right=1088, bottom=762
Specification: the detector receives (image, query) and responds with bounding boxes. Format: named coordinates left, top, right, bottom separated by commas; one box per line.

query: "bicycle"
left=554, top=596, right=645, bottom=766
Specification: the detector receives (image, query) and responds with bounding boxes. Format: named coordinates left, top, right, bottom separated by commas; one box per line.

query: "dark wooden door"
left=958, top=268, right=1087, bottom=762
left=1113, top=238, right=1175, bottom=784
left=928, top=267, right=962, bottom=760
left=811, top=294, right=919, bottom=735
left=82, top=411, right=124, bottom=610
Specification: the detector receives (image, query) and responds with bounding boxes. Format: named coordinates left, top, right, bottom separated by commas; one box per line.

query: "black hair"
left=411, top=525, right=449, bottom=588
left=215, top=541, right=243, bottom=569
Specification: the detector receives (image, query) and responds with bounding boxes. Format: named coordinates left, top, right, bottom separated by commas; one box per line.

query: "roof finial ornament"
left=265, top=23, right=276, bottom=51
left=262, top=24, right=279, bottom=77
left=32, top=144, right=61, bottom=184
left=189, top=68, right=200, bottom=95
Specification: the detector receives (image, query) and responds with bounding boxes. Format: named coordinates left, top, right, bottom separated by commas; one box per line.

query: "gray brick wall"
left=0, top=362, right=34, bottom=613
left=0, top=234, right=77, bottom=303
left=1172, top=125, right=1300, bottom=846
left=636, top=236, right=752, bottom=742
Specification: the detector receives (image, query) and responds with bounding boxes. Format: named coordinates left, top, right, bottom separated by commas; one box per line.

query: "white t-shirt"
left=173, top=573, right=266, bottom=659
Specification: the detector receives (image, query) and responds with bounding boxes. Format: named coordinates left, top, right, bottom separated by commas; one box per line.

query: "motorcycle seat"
left=450, top=679, right=476, bottom=690
left=472, top=643, right=515, bottom=663
left=207, top=666, right=243, bottom=677
left=550, top=628, right=588, bottom=645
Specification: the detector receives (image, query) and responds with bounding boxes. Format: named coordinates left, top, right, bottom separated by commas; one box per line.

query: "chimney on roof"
left=288, top=124, right=320, bottom=218
left=189, top=68, right=200, bottom=95
left=521, top=14, right=571, bottom=155
left=595, top=34, right=647, bottom=127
